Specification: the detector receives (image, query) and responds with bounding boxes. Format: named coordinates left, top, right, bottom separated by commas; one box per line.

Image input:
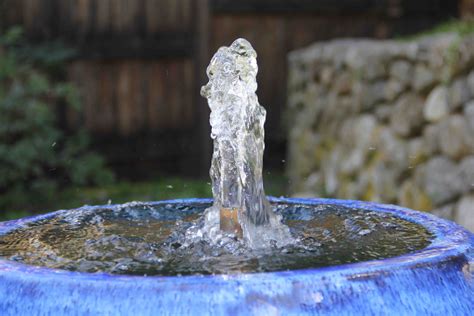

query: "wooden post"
left=191, top=0, right=212, bottom=177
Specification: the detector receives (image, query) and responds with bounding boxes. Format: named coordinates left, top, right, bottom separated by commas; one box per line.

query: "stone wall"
left=286, top=33, right=474, bottom=232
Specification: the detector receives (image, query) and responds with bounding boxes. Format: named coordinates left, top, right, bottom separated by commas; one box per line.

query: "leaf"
left=0, top=26, right=23, bottom=45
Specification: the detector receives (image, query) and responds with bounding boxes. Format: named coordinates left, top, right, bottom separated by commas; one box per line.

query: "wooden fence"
left=0, top=0, right=459, bottom=177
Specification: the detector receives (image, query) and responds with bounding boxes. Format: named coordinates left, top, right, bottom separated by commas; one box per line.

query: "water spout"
left=200, top=38, right=292, bottom=247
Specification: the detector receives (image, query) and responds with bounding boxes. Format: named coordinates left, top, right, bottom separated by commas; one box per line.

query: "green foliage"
left=398, top=19, right=474, bottom=41
left=421, top=19, right=474, bottom=37
left=0, top=27, right=114, bottom=213
left=0, top=172, right=289, bottom=220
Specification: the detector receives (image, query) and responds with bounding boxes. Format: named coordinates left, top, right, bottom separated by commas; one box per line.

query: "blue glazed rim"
left=0, top=197, right=473, bottom=285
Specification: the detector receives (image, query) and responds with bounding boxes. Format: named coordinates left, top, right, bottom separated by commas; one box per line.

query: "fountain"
left=0, top=39, right=473, bottom=314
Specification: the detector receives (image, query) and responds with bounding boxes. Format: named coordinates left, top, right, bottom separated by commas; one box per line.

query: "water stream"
left=198, top=38, right=293, bottom=249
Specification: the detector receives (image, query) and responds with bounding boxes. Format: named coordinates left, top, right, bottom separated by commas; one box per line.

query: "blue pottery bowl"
left=0, top=197, right=473, bottom=315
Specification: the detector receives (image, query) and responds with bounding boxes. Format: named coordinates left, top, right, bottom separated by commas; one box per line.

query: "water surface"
left=0, top=202, right=433, bottom=276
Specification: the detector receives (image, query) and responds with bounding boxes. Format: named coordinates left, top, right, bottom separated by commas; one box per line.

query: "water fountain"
left=0, top=39, right=473, bottom=315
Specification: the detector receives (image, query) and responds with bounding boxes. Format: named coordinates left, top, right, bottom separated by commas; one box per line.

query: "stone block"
left=408, top=137, right=430, bottom=166
left=412, top=64, right=436, bottom=92
left=361, top=81, right=387, bottom=110
left=334, top=72, right=353, bottom=95
left=464, top=100, right=474, bottom=130
left=374, top=103, right=392, bottom=122
left=449, top=77, right=471, bottom=110
left=422, top=123, right=440, bottom=155
left=384, top=79, right=404, bottom=101
left=389, top=60, right=412, bottom=86
left=438, top=115, right=473, bottom=160
left=458, top=156, right=474, bottom=193
left=390, top=93, right=424, bottom=137
left=424, top=86, right=449, bottom=123
left=423, top=156, right=463, bottom=206
left=377, top=127, right=408, bottom=172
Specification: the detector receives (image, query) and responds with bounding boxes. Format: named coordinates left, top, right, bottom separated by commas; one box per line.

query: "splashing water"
left=0, top=202, right=433, bottom=276
left=198, top=38, right=293, bottom=249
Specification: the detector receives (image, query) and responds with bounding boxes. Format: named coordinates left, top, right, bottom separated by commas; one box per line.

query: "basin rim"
left=0, top=197, right=472, bottom=285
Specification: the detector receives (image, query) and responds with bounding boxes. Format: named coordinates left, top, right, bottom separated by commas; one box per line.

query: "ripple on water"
left=0, top=202, right=433, bottom=276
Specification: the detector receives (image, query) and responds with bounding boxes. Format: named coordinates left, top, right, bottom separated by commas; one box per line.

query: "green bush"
left=0, top=27, right=114, bottom=213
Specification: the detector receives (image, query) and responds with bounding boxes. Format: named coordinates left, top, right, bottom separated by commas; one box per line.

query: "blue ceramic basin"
left=0, top=197, right=473, bottom=315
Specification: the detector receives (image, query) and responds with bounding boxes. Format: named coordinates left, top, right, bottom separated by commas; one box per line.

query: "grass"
left=0, top=172, right=289, bottom=221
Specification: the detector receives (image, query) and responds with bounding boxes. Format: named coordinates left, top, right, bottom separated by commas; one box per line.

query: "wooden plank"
left=116, top=0, right=140, bottom=32
left=95, top=0, right=112, bottom=33
left=159, top=61, right=170, bottom=129
left=138, top=62, right=150, bottom=131
left=395, top=0, right=458, bottom=14
left=22, top=0, right=43, bottom=34
left=183, top=59, right=194, bottom=126
left=0, top=0, right=22, bottom=30
left=156, top=61, right=169, bottom=129
left=211, top=0, right=458, bottom=15
left=82, top=61, right=99, bottom=131
left=193, top=0, right=211, bottom=176
left=460, top=0, right=474, bottom=18
left=167, top=61, right=181, bottom=127
left=74, top=0, right=91, bottom=36
left=180, top=0, right=193, bottom=30
left=147, top=62, right=164, bottom=130
left=95, top=62, right=116, bottom=133
left=65, top=61, right=84, bottom=128
left=128, top=61, right=144, bottom=131
left=73, top=33, right=193, bottom=59
left=211, top=0, right=374, bottom=13
left=144, top=0, right=159, bottom=32
left=167, top=0, right=178, bottom=29
left=116, top=62, right=133, bottom=135
left=110, top=0, right=121, bottom=32
left=56, top=0, right=73, bottom=38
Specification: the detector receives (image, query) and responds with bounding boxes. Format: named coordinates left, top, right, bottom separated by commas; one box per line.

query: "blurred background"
left=0, top=0, right=472, bottom=231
